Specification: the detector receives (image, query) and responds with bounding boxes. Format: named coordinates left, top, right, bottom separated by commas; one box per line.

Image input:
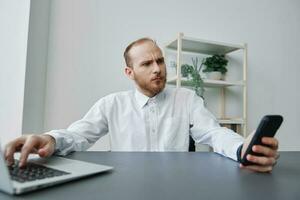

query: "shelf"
left=218, top=118, right=245, bottom=124
left=166, top=36, right=244, bottom=55
left=202, top=79, right=244, bottom=87
left=165, top=33, right=247, bottom=137
left=167, top=77, right=245, bottom=88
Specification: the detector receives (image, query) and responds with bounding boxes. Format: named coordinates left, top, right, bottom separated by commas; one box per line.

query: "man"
left=4, top=38, right=279, bottom=172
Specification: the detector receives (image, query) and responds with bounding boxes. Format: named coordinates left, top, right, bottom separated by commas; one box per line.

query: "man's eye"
left=157, top=58, right=165, bottom=65
left=142, top=62, right=151, bottom=66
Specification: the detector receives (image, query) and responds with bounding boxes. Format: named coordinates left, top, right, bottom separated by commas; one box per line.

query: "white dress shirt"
left=46, top=86, right=244, bottom=161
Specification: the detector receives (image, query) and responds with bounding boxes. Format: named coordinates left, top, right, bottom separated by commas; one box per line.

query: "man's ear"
left=125, top=66, right=135, bottom=80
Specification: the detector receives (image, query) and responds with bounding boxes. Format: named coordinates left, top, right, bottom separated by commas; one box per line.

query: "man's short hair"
left=124, top=37, right=157, bottom=67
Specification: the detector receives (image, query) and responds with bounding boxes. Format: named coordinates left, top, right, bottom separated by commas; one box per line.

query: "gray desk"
left=0, top=152, right=299, bottom=200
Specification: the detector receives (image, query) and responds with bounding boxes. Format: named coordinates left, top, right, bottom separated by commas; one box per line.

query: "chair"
left=189, top=135, right=196, bottom=152
left=189, top=124, right=196, bottom=152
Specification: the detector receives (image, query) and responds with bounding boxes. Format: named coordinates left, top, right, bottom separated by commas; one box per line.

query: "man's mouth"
left=151, top=77, right=163, bottom=81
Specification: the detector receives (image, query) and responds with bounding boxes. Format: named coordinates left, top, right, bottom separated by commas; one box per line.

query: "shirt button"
left=150, top=108, right=154, bottom=113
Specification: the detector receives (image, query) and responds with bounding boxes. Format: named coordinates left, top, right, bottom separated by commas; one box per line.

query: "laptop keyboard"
left=9, top=160, right=70, bottom=183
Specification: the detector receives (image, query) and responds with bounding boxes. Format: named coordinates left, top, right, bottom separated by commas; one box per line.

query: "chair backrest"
left=188, top=135, right=196, bottom=152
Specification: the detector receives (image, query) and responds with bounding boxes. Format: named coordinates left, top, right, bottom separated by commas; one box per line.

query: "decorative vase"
left=206, top=71, right=223, bottom=80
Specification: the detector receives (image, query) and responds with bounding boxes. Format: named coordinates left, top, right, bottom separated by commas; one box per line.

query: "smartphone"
left=241, top=115, right=283, bottom=166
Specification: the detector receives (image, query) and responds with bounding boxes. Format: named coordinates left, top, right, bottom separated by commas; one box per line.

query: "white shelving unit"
left=165, top=33, right=248, bottom=137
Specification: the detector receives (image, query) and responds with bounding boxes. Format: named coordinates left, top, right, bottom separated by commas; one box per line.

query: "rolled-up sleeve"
left=45, top=99, right=108, bottom=156
left=189, top=93, right=244, bottom=161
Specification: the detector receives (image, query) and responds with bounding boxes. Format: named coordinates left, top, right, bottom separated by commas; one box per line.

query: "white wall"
left=26, top=0, right=300, bottom=151
left=23, top=0, right=50, bottom=134
left=0, top=0, right=31, bottom=146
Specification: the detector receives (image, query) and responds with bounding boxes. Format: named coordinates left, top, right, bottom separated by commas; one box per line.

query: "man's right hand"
left=4, top=134, right=56, bottom=168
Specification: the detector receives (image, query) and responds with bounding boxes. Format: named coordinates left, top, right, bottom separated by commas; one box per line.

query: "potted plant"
left=202, top=55, right=228, bottom=80
left=181, top=64, right=193, bottom=79
left=181, top=57, right=205, bottom=97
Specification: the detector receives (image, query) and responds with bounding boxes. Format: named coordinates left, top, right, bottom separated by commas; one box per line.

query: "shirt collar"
left=135, top=89, right=150, bottom=108
left=134, top=87, right=166, bottom=108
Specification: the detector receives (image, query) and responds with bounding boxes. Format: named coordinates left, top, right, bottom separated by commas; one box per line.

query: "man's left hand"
left=240, top=132, right=280, bottom=173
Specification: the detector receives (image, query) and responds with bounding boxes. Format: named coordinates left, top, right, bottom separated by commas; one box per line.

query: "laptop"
left=0, top=148, right=113, bottom=195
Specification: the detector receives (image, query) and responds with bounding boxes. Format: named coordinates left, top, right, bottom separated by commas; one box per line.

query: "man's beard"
left=134, top=73, right=167, bottom=97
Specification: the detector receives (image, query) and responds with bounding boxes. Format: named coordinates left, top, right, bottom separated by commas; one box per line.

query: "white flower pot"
left=206, top=72, right=223, bottom=80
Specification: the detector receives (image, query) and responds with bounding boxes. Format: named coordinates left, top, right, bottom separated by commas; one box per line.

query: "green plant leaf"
left=202, top=54, right=228, bottom=75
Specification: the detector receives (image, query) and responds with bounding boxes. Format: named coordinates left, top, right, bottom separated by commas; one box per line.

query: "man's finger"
left=4, top=137, right=26, bottom=166
left=240, top=164, right=273, bottom=173
left=246, top=154, right=276, bottom=166
left=38, top=143, right=54, bottom=158
left=4, top=144, right=17, bottom=166
left=252, top=145, right=277, bottom=157
left=19, top=136, right=40, bottom=167
left=261, top=137, right=278, bottom=150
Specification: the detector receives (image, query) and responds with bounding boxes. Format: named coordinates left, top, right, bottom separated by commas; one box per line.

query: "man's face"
left=126, top=41, right=167, bottom=97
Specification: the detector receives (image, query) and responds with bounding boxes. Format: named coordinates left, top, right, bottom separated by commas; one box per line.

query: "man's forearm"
left=44, top=130, right=92, bottom=156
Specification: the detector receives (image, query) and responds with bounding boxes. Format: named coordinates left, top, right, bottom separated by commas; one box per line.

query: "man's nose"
left=153, top=61, right=161, bottom=73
